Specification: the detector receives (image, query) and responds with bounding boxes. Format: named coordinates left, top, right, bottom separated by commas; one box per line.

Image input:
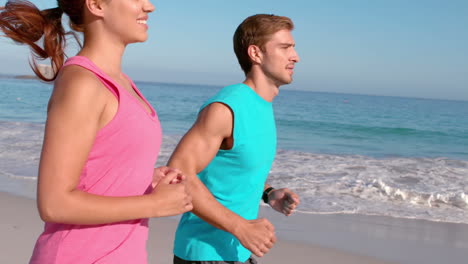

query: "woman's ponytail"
left=0, top=0, right=67, bottom=81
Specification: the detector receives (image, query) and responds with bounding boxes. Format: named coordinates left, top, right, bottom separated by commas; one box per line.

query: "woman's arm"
left=37, top=66, right=191, bottom=225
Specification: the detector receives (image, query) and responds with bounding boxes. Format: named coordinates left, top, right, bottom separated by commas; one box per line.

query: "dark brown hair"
left=233, top=14, right=294, bottom=75
left=0, top=0, right=84, bottom=81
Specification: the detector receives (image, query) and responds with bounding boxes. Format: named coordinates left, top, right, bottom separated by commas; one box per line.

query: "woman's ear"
left=85, top=0, right=106, bottom=17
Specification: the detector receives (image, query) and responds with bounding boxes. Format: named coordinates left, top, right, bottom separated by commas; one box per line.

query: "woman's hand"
left=148, top=167, right=192, bottom=217
left=152, top=166, right=186, bottom=188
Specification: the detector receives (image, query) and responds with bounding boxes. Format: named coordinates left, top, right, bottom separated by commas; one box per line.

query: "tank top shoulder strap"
left=63, top=56, right=119, bottom=98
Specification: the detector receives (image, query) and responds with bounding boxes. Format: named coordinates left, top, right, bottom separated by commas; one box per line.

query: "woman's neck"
left=78, top=31, right=126, bottom=78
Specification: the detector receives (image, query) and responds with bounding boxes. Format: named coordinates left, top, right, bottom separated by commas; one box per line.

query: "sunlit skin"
left=80, top=0, right=156, bottom=118
left=245, top=29, right=300, bottom=102
left=100, top=0, right=154, bottom=44
left=261, top=30, right=300, bottom=85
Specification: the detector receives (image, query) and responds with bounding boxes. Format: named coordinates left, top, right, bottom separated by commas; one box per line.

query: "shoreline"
left=1, top=191, right=397, bottom=264
left=3, top=190, right=468, bottom=263
left=259, top=206, right=468, bottom=263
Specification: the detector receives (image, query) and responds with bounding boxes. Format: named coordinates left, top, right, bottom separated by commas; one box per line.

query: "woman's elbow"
left=37, top=197, right=65, bottom=223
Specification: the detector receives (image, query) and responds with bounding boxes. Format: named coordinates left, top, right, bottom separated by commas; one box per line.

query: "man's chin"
left=275, top=76, right=293, bottom=88
left=282, top=78, right=293, bottom=85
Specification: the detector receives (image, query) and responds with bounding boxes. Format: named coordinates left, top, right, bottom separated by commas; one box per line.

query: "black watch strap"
left=262, top=187, right=275, bottom=203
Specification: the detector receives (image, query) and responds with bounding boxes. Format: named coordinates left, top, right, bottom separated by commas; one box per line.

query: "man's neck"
left=243, top=74, right=279, bottom=102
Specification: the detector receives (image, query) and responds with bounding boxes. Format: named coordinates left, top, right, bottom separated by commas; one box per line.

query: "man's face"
left=260, top=29, right=300, bottom=86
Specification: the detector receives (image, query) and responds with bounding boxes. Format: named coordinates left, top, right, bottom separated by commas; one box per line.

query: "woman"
left=0, top=0, right=192, bottom=263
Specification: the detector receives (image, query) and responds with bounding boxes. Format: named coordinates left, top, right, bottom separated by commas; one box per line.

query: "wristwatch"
left=262, top=187, right=275, bottom=203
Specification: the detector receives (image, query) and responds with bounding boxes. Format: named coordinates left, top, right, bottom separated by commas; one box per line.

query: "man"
left=168, top=14, right=301, bottom=264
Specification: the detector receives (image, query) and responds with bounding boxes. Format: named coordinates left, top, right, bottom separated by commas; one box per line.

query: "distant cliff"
left=14, top=75, right=38, bottom=79
left=0, top=64, right=54, bottom=80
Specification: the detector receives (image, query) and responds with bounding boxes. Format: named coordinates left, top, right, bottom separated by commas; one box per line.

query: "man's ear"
left=85, top=0, right=106, bottom=17
left=247, top=45, right=263, bottom=64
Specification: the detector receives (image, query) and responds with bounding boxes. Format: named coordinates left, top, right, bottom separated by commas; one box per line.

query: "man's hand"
left=268, top=188, right=300, bottom=216
left=233, top=218, right=276, bottom=257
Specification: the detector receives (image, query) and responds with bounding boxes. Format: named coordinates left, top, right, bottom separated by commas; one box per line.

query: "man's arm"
left=167, top=102, right=276, bottom=257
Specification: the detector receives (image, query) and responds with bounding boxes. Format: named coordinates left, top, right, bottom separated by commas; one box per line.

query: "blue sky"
left=0, top=0, right=467, bottom=101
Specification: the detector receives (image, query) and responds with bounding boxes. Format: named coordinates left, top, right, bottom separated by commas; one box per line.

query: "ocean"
left=1, top=78, right=468, bottom=224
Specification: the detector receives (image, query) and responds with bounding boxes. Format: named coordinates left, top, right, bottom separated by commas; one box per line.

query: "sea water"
left=1, top=78, right=468, bottom=224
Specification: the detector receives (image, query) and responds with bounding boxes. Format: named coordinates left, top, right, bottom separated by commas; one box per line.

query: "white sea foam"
left=268, top=150, right=468, bottom=224
left=2, top=121, right=468, bottom=224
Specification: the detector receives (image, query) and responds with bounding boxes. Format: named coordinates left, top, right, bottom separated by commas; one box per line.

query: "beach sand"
left=2, top=191, right=467, bottom=264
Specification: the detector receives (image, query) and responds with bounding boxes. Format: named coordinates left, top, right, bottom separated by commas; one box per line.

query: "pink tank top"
left=30, top=56, right=162, bottom=264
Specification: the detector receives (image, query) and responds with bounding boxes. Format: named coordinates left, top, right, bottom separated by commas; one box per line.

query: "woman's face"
left=100, top=0, right=155, bottom=44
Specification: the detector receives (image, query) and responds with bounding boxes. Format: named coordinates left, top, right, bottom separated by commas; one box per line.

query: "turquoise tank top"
left=173, top=83, right=277, bottom=262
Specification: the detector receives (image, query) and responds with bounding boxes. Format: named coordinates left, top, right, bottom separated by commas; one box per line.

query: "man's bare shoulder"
left=195, top=102, right=233, bottom=138
left=201, top=102, right=233, bottom=117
